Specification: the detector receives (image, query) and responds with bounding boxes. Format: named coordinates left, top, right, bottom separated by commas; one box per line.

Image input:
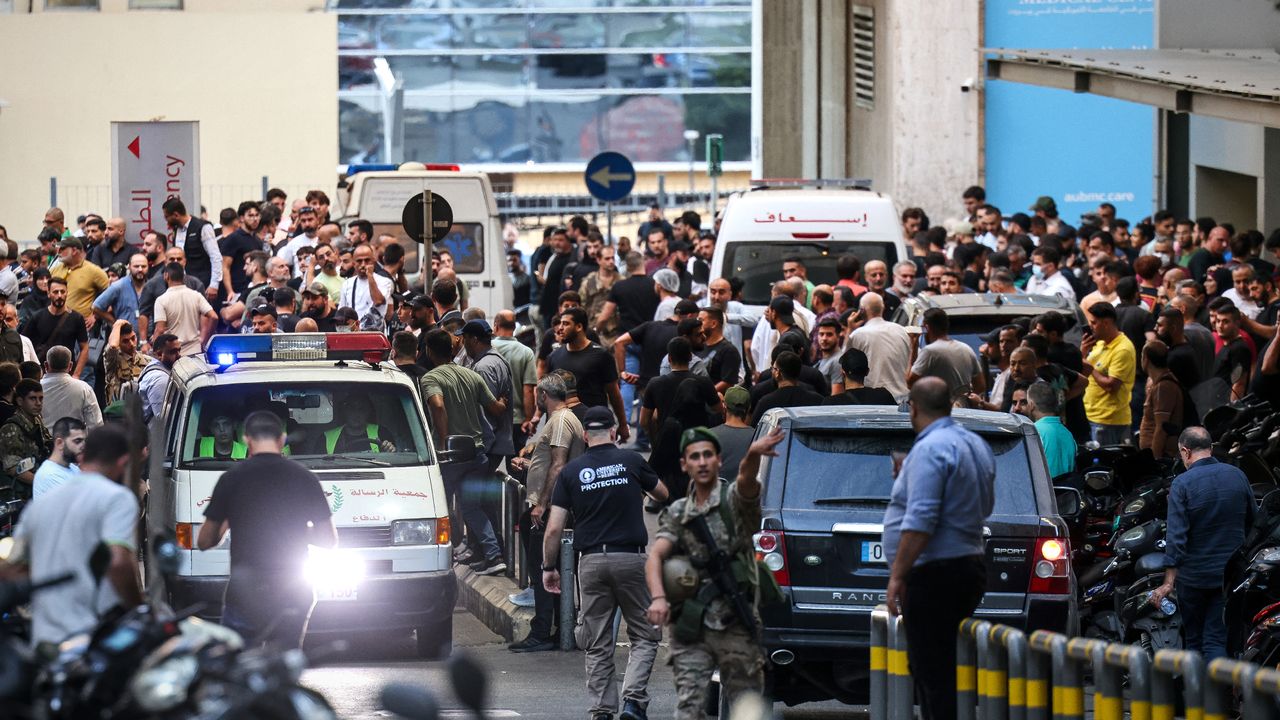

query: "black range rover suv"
left=751, top=406, right=1077, bottom=707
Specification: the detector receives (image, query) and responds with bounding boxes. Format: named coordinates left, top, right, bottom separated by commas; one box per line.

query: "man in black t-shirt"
left=536, top=228, right=574, bottom=330
left=824, top=348, right=896, bottom=406
left=22, top=277, right=88, bottom=366
left=699, top=305, right=742, bottom=393
left=542, top=407, right=667, bottom=720
left=749, top=340, right=831, bottom=407
left=752, top=351, right=826, bottom=425
left=1214, top=305, right=1253, bottom=400
left=219, top=202, right=265, bottom=297
left=600, top=252, right=660, bottom=337
left=545, top=308, right=628, bottom=441
left=197, top=411, right=335, bottom=648
left=642, top=338, right=723, bottom=501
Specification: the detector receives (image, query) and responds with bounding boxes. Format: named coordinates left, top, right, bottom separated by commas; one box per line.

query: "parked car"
left=892, top=292, right=1088, bottom=353
left=749, top=406, right=1077, bottom=706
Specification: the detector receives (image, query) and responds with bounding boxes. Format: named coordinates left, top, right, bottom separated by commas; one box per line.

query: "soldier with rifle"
left=645, top=425, right=786, bottom=719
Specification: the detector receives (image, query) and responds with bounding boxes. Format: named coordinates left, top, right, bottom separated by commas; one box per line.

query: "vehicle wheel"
left=416, top=614, right=453, bottom=660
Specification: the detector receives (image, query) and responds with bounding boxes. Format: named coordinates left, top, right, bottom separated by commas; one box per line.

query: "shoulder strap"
left=716, top=480, right=736, bottom=537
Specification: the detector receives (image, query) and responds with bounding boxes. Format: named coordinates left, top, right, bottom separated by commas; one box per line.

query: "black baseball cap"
left=455, top=319, right=493, bottom=338
left=57, top=237, right=83, bottom=250
left=250, top=305, right=277, bottom=318
left=582, top=406, right=616, bottom=430
left=674, top=299, right=700, bottom=316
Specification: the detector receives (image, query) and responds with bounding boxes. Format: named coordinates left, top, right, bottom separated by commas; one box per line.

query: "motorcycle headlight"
left=1258, top=547, right=1280, bottom=565
left=130, top=654, right=199, bottom=712
left=1120, top=527, right=1146, bottom=544
left=391, top=519, right=436, bottom=546
left=1123, top=498, right=1146, bottom=515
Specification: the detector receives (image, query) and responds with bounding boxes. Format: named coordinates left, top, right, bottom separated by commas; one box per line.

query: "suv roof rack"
left=749, top=178, right=874, bottom=191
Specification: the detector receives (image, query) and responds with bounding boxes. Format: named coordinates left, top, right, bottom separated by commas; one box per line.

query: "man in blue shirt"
left=883, top=377, right=995, bottom=720
left=91, top=253, right=148, bottom=328
left=1027, top=381, right=1075, bottom=478
left=1150, top=426, right=1254, bottom=661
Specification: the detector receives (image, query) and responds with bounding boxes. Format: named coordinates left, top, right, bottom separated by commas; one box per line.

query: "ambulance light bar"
left=206, top=333, right=391, bottom=368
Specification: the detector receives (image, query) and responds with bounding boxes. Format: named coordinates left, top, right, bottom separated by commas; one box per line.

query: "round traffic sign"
left=401, top=192, right=454, bottom=244
left=584, top=151, right=636, bottom=203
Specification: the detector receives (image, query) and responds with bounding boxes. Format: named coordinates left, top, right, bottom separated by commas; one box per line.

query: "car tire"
left=416, top=614, right=453, bottom=660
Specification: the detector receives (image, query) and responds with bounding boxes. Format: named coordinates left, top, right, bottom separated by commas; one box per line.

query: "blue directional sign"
left=584, top=151, right=636, bottom=203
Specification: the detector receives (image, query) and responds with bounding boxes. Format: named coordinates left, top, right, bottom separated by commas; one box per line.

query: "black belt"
left=578, top=544, right=645, bottom=556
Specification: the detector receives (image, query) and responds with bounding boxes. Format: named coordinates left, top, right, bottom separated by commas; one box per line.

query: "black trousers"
left=903, top=555, right=986, bottom=720
left=519, top=507, right=556, bottom=641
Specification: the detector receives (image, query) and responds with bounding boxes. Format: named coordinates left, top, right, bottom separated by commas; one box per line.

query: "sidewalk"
left=454, top=564, right=533, bottom=643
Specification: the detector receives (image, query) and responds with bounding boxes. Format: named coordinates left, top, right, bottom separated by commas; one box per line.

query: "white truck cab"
left=336, top=164, right=513, bottom=313
left=150, top=332, right=465, bottom=659
left=710, top=180, right=910, bottom=313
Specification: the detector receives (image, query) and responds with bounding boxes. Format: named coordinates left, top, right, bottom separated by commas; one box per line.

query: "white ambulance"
left=149, top=333, right=468, bottom=659
left=710, top=180, right=911, bottom=313
left=336, top=163, right=513, bottom=313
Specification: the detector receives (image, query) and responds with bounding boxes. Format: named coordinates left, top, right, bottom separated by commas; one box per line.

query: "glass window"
left=180, top=383, right=431, bottom=470
left=781, top=430, right=1036, bottom=516
left=129, top=0, right=182, bottom=8
left=721, top=240, right=900, bottom=307
left=45, top=0, right=98, bottom=8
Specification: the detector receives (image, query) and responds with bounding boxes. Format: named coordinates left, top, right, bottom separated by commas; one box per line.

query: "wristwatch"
left=541, top=563, right=558, bottom=572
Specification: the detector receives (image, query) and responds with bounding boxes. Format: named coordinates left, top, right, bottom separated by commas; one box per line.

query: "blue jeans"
left=1090, top=423, right=1131, bottom=446
left=442, top=458, right=501, bottom=562
left=622, top=344, right=646, bottom=446
left=1179, top=583, right=1227, bottom=661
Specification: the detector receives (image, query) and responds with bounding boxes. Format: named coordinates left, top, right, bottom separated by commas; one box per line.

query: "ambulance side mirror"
left=438, top=435, right=478, bottom=465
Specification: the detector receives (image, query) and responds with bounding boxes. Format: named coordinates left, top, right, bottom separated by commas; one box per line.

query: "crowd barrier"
left=870, top=604, right=1280, bottom=720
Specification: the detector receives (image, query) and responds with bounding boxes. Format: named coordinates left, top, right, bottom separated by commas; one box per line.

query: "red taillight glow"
left=790, top=232, right=831, bottom=239
left=753, top=531, right=790, bottom=587
left=1028, top=536, right=1071, bottom=595
left=325, top=332, right=392, bottom=363
left=424, top=164, right=460, bottom=171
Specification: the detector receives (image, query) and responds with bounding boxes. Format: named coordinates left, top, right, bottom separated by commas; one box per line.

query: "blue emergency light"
left=205, top=333, right=391, bottom=369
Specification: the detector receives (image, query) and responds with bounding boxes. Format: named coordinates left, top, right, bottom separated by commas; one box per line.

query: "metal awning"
left=983, top=48, right=1280, bottom=127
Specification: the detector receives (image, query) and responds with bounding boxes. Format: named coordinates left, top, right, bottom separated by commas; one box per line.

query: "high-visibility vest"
left=197, top=437, right=247, bottom=459
left=325, top=424, right=380, bottom=454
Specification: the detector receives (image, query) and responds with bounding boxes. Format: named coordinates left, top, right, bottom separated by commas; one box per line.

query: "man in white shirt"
left=40, top=346, right=102, bottom=431
left=33, top=416, right=85, bottom=497
left=1222, top=265, right=1262, bottom=320
left=339, top=244, right=394, bottom=331
left=1025, top=246, right=1077, bottom=301
left=153, top=263, right=217, bottom=356
left=277, top=207, right=319, bottom=272
left=3, top=304, right=37, bottom=362
left=847, top=292, right=913, bottom=401
left=13, top=425, right=142, bottom=647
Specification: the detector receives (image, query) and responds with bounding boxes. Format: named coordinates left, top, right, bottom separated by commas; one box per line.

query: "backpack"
left=0, top=327, right=24, bottom=365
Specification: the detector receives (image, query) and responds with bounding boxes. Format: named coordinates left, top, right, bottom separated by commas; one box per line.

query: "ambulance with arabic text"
left=149, top=333, right=465, bottom=659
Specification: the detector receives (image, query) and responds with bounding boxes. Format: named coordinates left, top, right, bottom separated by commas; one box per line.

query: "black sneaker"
left=470, top=556, right=508, bottom=576
left=508, top=635, right=556, bottom=653
left=619, top=700, right=647, bottom=720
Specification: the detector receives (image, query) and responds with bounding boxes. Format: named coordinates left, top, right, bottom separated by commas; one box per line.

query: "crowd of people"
left=3, top=184, right=1280, bottom=720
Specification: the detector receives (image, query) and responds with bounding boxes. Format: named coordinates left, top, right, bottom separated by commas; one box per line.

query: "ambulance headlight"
left=391, top=519, right=435, bottom=546
left=303, top=548, right=365, bottom=588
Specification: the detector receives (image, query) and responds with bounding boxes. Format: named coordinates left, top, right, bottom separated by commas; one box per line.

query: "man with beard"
left=92, top=253, right=149, bottom=330
left=22, top=278, right=88, bottom=374
left=219, top=252, right=269, bottom=331
left=136, top=248, right=205, bottom=347
left=311, top=244, right=344, bottom=303
left=239, top=257, right=296, bottom=329
left=277, top=207, right=318, bottom=273
left=300, top=282, right=338, bottom=332
left=141, top=230, right=167, bottom=277
left=219, top=202, right=265, bottom=299
left=32, top=416, right=85, bottom=497
left=161, top=198, right=223, bottom=300
left=88, top=218, right=135, bottom=271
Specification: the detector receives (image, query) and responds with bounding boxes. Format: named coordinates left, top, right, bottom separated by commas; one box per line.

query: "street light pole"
left=683, top=129, right=699, bottom=208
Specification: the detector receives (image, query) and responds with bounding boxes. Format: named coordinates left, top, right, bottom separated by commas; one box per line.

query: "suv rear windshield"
left=722, top=240, right=898, bottom=306
left=371, top=222, right=485, bottom=276
left=781, top=429, right=1037, bottom=515
left=179, top=383, right=431, bottom=470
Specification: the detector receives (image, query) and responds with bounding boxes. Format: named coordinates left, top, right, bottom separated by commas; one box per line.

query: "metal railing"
left=498, top=473, right=525, bottom=583
left=871, top=604, right=1280, bottom=720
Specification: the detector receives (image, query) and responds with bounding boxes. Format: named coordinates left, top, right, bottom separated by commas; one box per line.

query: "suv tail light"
left=754, top=531, right=790, bottom=587
left=1028, top=537, right=1070, bottom=594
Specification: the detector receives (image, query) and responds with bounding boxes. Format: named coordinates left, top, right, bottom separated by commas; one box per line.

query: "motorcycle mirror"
left=151, top=533, right=182, bottom=578
left=1053, top=486, right=1084, bottom=521
left=381, top=683, right=440, bottom=720
left=89, top=542, right=111, bottom=582
left=448, top=653, right=488, bottom=719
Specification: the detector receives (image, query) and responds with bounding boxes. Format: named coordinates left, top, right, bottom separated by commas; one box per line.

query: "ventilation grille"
left=852, top=5, right=875, bottom=110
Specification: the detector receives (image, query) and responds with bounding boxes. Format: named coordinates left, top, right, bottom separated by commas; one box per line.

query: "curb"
left=454, top=566, right=533, bottom=643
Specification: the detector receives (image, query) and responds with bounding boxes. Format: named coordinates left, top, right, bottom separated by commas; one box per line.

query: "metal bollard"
left=559, top=530, right=576, bottom=651
left=1029, top=630, right=1083, bottom=720
left=1151, top=649, right=1204, bottom=720
left=871, top=606, right=890, bottom=720
left=1252, top=666, right=1280, bottom=720
left=1101, top=643, right=1152, bottom=720
left=957, top=619, right=981, bottom=720
left=1207, top=658, right=1266, bottom=720
left=974, top=621, right=999, bottom=720
left=887, top=612, right=913, bottom=720
left=1024, top=631, right=1051, bottom=720
left=1003, top=627, right=1029, bottom=720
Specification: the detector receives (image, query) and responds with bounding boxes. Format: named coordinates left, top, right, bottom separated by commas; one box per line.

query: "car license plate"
left=316, top=584, right=358, bottom=602
left=861, top=541, right=886, bottom=564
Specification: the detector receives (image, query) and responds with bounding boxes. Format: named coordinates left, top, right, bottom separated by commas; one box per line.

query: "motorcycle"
left=1077, top=517, right=1182, bottom=650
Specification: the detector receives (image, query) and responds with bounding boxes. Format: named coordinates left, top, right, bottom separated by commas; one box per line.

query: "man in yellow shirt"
left=1081, top=302, right=1136, bottom=446
left=51, top=238, right=110, bottom=327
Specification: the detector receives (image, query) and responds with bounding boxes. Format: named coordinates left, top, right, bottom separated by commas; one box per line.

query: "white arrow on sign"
left=589, top=166, right=633, bottom=189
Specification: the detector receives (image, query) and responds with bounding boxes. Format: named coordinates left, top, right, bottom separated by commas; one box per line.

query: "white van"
left=149, top=332, right=467, bottom=659
left=337, top=165, right=513, bottom=313
left=709, top=182, right=910, bottom=312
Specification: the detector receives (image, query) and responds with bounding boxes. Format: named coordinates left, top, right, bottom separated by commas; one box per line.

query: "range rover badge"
left=804, top=555, right=822, bottom=566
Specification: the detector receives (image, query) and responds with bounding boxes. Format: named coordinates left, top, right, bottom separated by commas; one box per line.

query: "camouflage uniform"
left=655, top=478, right=766, bottom=720
left=0, top=411, right=53, bottom=502
left=103, top=346, right=152, bottom=405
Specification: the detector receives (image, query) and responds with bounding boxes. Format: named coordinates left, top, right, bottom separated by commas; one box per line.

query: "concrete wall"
left=758, top=0, right=980, bottom=221
left=0, top=8, right=336, bottom=238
